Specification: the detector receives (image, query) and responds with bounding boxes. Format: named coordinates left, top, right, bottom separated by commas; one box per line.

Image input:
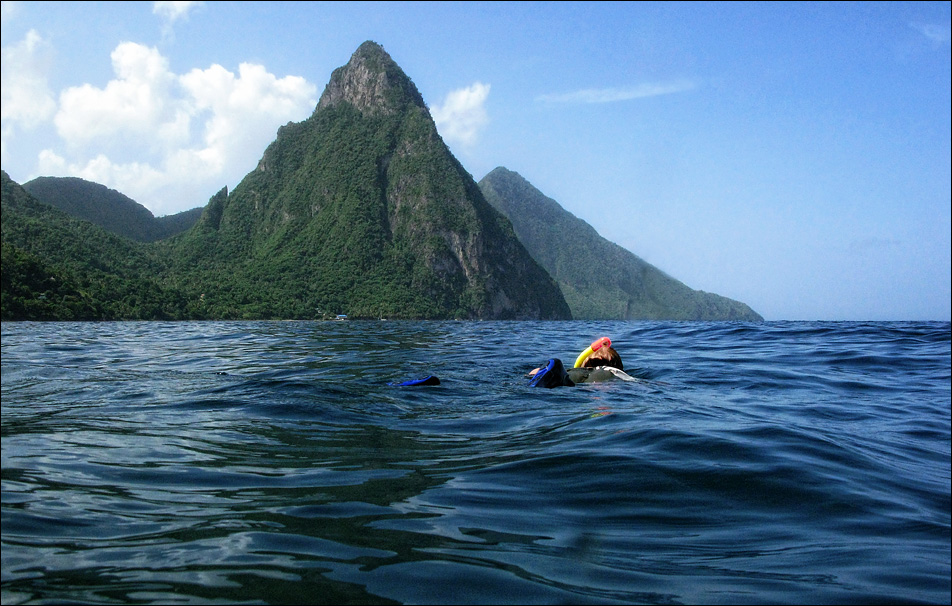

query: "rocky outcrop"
left=316, top=41, right=426, bottom=117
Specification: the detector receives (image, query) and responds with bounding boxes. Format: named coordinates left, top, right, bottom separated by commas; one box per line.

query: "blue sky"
left=2, top=1, right=949, bottom=321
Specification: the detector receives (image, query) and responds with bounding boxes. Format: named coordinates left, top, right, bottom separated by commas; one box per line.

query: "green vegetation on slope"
left=5, top=43, right=760, bottom=323
left=478, top=167, right=763, bottom=321
left=3, top=43, right=570, bottom=322
left=23, top=176, right=202, bottom=242
left=1, top=171, right=200, bottom=320
left=166, top=41, right=569, bottom=320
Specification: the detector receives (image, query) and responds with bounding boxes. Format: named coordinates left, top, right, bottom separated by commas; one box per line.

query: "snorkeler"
left=528, top=337, right=637, bottom=388
left=392, top=337, right=635, bottom=389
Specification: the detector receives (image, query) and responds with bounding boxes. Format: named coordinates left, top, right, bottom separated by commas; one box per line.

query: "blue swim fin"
left=528, top=358, right=574, bottom=388
left=389, top=375, right=441, bottom=387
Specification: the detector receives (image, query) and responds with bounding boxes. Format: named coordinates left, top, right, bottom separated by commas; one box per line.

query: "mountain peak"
left=173, top=42, right=571, bottom=320
left=315, top=40, right=426, bottom=116
left=479, top=167, right=764, bottom=321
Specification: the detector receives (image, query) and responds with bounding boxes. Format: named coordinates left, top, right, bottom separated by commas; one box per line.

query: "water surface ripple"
left=2, top=320, right=949, bottom=604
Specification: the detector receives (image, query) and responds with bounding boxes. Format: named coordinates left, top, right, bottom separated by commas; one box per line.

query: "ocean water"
left=1, top=320, right=949, bottom=605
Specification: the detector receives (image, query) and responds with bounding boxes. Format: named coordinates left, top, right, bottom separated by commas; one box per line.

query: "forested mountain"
left=1, top=171, right=196, bottom=320
left=2, top=41, right=762, bottom=322
left=2, top=41, right=570, bottom=321
left=478, top=167, right=763, bottom=321
left=23, top=176, right=202, bottom=242
left=169, top=41, right=570, bottom=320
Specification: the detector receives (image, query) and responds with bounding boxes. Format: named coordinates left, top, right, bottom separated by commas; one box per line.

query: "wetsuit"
left=567, top=366, right=634, bottom=384
left=529, top=358, right=635, bottom=388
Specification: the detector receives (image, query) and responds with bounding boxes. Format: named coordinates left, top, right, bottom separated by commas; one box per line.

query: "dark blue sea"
left=2, top=320, right=949, bottom=605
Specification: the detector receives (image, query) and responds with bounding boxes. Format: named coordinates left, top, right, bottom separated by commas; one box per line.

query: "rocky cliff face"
left=315, top=41, right=426, bottom=117
left=177, top=41, right=571, bottom=320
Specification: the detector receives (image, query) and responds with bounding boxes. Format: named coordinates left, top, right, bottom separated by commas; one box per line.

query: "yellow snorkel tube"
left=574, top=337, right=612, bottom=368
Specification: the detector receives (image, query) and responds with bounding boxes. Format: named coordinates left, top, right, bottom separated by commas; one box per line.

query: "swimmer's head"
left=580, top=346, right=623, bottom=370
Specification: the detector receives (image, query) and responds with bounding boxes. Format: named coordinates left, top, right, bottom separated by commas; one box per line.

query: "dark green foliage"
left=2, top=42, right=570, bottom=322
left=167, top=41, right=570, bottom=321
left=23, top=176, right=202, bottom=242
left=478, top=167, right=764, bottom=321
left=154, top=207, right=203, bottom=239
left=1, top=241, right=102, bottom=320
left=2, top=171, right=200, bottom=320
left=4, top=41, right=759, bottom=323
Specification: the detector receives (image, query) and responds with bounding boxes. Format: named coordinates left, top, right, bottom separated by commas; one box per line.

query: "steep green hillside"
left=479, top=167, right=763, bottom=321
left=8, top=41, right=758, bottom=323
left=170, top=41, right=570, bottom=320
left=1, top=171, right=198, bottom=320
left=23, top=176, right=201, bottom=242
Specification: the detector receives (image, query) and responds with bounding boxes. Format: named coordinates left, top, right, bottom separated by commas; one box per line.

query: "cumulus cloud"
left=536, top=79, right=696, bottom=104
left=43, top=41, right=317, bottom=216
left=55, top=43, right=178, bottom=145
left=1, top=29, right=57, bottom=166
left=38, top=149, right=168, bottom=204
left=430, top=82, right=490, bottom=148
left=154, top=1, right=203, bottom=42
left=153, top=1, right=202, bottom=24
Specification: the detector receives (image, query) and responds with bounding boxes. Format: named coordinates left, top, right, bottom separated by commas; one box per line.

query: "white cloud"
left=153, top=1, right=203, bottom=42
left=536, top=79, right=696, bottom=104
left=55, top=43, right=178, bottom=146
left=43, top=41, right=317, bottom=216
left=178, top=62, right=316, bottom=180
left=911, top=21, right=952, bottom=47
left=153, top=1, right=202, bottom=24
left=430, top=82, right=490, bottom=148
left=2, top=1, right=21, bottom=24
left=38, top=150, right=167, bottom=202
left=1, top=29, right=57, bottom=167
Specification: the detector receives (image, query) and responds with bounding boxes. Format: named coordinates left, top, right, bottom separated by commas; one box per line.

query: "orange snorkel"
left=574, top=337, right=611, bottom=368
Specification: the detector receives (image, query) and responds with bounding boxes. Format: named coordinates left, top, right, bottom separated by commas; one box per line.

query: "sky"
left=2, top=1, right=949, bottom=321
